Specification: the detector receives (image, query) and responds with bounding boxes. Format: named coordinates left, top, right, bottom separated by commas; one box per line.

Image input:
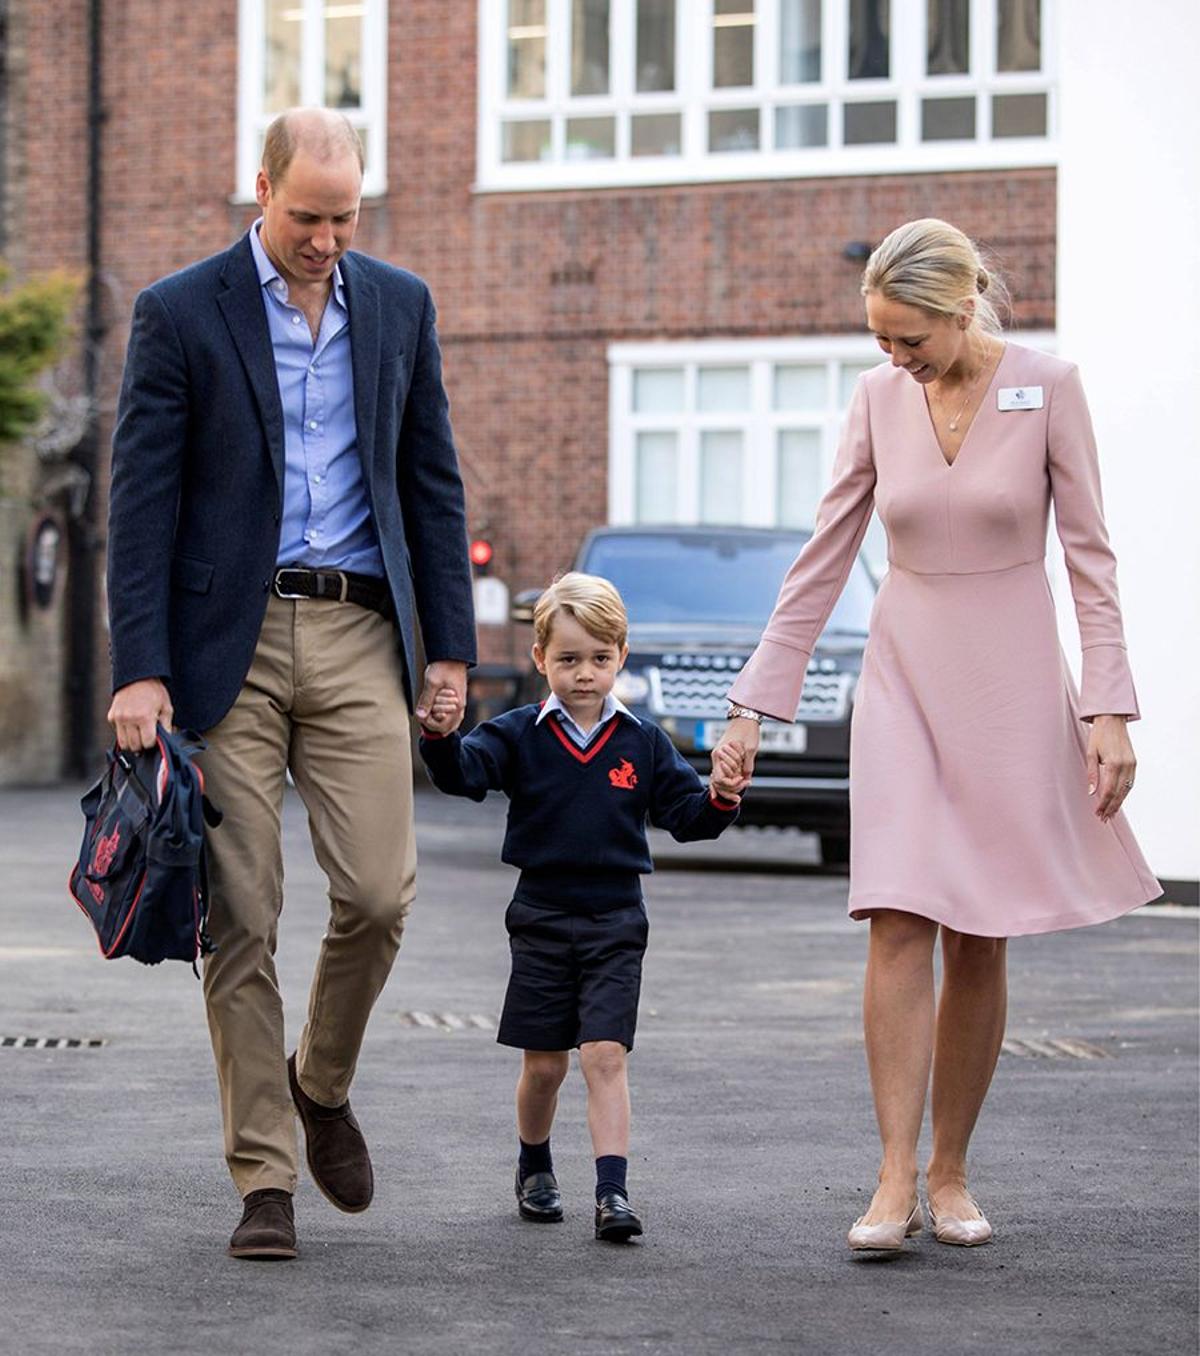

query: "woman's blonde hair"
left=533, top=572, right=628, bottom=651
left=861, top=218, right=1009, bottom=334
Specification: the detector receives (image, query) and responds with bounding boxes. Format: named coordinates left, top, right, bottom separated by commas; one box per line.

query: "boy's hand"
left=711, top=741, right=751, bottom=798
left=420, top=685, right=461, bottom=735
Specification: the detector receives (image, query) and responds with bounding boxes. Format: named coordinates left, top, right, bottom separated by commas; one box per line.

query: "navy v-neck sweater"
left=419, top=705, right=738, bottom=910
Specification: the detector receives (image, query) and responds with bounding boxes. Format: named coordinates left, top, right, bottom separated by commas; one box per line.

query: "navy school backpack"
left=69, top=725, right=222, bottom=972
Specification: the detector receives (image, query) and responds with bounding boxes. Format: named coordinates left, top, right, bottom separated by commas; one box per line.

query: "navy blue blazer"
left=107, top=236, right=477, bottom=732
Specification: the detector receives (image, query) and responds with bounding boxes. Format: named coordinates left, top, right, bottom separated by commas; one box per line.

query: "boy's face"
left=532, top=612, right=628, bottom=721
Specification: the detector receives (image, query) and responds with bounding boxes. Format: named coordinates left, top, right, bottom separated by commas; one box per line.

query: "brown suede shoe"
left=228, top=1189, right=297, bottom=1260
left=287, top=1053, right=374, bottom=1213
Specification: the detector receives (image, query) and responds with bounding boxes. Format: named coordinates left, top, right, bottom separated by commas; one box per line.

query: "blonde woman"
left=716, top=219, right=1160, bottom=1252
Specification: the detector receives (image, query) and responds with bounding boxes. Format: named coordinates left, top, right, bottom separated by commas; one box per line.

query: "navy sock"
left=595, top=1154, right=628, bottom=1201
left=518, top=1137, right=553, bottom=1178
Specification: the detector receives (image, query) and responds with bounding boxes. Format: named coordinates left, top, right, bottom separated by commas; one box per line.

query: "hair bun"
left=976, top=267, right=990, bottom=293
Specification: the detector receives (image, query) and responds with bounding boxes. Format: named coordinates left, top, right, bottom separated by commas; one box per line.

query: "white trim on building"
left=478, top=0, right=1056, bottom=193
left=237, top=0, right=389, bottom=200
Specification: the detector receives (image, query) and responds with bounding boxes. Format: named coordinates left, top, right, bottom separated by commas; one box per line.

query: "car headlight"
left=613, top=670, right=651, bottom=704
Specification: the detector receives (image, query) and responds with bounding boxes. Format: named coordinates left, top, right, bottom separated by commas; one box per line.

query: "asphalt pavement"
left=2, top=782, right=1196, bottom=1356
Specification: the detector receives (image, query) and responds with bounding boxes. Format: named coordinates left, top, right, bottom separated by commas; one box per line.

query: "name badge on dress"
left=997, top=385, right=1044, bottom=411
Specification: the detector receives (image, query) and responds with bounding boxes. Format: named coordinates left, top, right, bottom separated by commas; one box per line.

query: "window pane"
left=637, top=0, right=676, bottom=92
left=637, top=432, right=680, bottom=522
left=571, top=0, right=610, bottom=96
left=697, top=366, right=750, bottom=412
left=777, top=429, right=822, bottom=528
left=840, top=362, right=875, bottom=405
left=997, top=0, right=1040, bottom=72
left=631, top=112, right=682, bottom=156
left=507, top=0, right=547, bottom=99
left=926, top=0, right=969, bottom=75
left=780, top=0, right=821, bottom=83
left=709, top=108, right=760, bottom=152
left=265, top=0, right=301, bottom=113
left=713, top=0, right=755, bottom=88
left=993, top=92, right=1046, bottom=137
left=848, top=0, right=890, bottom=79
left=325, top=3, right=363, bottom=109
left=843, top=101, right=896, bottom=144
left=700, top=431, right=744, bottom=523
left=633, top=368, right=684, bottom=412
left=922, top=96, right=975, bottom=140
left=775, top=104, right=828, bottom=148
left=501, top=120, right=552, bottom=162
left=774, top=364, right=825, bottom=410
left=565, top=117, right=615, bottom=159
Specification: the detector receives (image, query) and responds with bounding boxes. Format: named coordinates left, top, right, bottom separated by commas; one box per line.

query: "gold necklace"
left=940, top=338, right=989, bottom=432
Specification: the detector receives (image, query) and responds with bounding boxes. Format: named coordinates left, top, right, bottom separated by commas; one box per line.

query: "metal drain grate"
left=396, top=1011, right=495, bottom=1033
left=1002, top=1036, right=1110, bottom=1060
left=1, top=1036, right=108, bottom=1050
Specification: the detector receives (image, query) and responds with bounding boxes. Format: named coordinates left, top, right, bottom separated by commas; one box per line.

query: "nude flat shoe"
left=928, top=1195, right=993, bottom=1247
left=847, top=1200, right=924, bottom=1252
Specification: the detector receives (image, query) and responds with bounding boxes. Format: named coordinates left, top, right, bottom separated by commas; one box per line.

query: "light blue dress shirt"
left=535, top=692, right=640, bottom=748
left=249, top=221, right=384, bottom=576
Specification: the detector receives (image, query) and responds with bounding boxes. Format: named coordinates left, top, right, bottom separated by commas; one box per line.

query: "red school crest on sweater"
left=609, top=758, right=638, bottom=790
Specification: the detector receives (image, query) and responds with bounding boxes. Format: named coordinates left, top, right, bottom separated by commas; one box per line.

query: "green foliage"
left=0, top=265, right=80, bottom=443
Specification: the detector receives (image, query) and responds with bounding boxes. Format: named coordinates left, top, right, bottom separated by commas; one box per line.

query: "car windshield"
left=581, top=531, right=874, bottom=632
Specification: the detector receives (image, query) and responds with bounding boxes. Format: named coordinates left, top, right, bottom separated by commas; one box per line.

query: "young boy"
left=419, top=572, right=745, bottom=1243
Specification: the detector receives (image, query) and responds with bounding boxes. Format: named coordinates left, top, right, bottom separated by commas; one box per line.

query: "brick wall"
left=6, top=0, right=1057, bottom=721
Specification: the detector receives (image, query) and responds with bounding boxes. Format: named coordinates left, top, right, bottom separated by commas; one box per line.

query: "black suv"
left=514, top=525, right=875, bottom=867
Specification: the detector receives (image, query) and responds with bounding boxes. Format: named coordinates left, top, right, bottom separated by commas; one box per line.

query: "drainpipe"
left=65, top=0, right=104, bottom=776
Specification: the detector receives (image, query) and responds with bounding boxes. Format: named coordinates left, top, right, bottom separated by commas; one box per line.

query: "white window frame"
left=608, top=332, right=1056, bottom=574
left=237, top=0, right=389, bottom=201
left=477, top=0, right=1056, bottom=192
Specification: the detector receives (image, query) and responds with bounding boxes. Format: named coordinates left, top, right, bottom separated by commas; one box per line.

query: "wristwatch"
left=726, top=703, right=764, bottom=724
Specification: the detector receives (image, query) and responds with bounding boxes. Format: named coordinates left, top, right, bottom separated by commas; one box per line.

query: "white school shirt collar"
left=535, top=691, right=640, bottom=747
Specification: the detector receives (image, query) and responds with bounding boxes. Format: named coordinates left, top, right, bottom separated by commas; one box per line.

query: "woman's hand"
left=712, top=716, right=762, bottom=795
left=710, top=742, right=746, bottom=804
left=1087, top=714, right=1136, bottom=822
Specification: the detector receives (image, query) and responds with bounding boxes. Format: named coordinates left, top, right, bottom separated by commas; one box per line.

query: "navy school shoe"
left=515, top=1167, right=564, bottom=1222
left=594, top=1192, right=643, bottom=1243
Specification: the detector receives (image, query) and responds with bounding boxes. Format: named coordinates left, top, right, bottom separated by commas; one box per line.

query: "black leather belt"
left=272, top=567, right=393, bottom=619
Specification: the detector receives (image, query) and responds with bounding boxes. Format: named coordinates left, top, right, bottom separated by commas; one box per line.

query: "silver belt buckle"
left=272, top=569, right=309, bottom=600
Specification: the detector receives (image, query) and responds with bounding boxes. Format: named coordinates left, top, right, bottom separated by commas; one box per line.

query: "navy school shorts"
left=497, top=895, right=650, bottom=1052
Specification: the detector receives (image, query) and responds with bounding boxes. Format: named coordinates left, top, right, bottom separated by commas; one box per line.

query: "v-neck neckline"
left=921, top=341, right=1009, bottom=470
left=544, top=712, right=620, bottom=765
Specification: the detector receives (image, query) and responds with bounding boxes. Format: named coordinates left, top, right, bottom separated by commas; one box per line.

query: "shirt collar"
left=535, top=691, right=640, bottom=729
left=249, top=219, right=347, bottom=310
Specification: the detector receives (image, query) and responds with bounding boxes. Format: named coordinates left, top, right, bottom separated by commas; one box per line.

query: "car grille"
left=649, top=665, right=853, bottom=722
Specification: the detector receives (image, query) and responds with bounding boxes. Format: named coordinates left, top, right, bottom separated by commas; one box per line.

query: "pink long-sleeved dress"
left=728, top=342, right=1161, bottom=936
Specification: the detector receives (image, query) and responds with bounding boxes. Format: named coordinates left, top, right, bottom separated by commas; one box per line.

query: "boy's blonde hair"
left=533, top=572, right=628, bottom=651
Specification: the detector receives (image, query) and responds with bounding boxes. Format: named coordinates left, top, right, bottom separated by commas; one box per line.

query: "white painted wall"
left=1056, top=1, right=1200, bottom=886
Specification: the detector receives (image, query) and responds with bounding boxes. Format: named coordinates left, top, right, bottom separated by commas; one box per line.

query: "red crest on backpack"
left=92, top=823, right=121, bottom=875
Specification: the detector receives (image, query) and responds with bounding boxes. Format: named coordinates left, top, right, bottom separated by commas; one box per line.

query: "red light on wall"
left=469, top=539, right=494, bottom=568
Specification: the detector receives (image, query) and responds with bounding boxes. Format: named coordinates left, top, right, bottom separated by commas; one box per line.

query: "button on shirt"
left=248, top=221, right=383, bottom=576
left=535, top=692, right=640, bottom=749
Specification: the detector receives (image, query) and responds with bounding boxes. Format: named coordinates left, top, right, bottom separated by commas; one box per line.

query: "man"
left=106, top=109, right=475, bottom=1259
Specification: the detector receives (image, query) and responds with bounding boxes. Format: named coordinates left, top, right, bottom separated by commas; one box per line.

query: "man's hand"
left=416, top=660, right=468, bottom=733
left=107, top=678, right=173, bottom=752
left=419, top=686, right=460, bottom=736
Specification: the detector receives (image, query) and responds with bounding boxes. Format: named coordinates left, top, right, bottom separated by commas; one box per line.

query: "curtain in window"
left=848, top=0, right=890, bottom=80
left=997, top=0, right=1040, bottom=72
left=927, top=0, right=969, bottom=76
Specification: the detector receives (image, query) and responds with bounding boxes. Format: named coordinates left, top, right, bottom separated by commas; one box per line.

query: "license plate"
left=694, top=720, right=807, bottom=753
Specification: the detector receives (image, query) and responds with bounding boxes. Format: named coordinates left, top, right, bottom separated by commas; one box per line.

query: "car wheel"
left=819, top=834, right=850, bottom=867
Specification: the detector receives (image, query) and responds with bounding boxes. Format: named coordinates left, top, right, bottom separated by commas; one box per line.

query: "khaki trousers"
left=196, top=593, right=416, bottom=1197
